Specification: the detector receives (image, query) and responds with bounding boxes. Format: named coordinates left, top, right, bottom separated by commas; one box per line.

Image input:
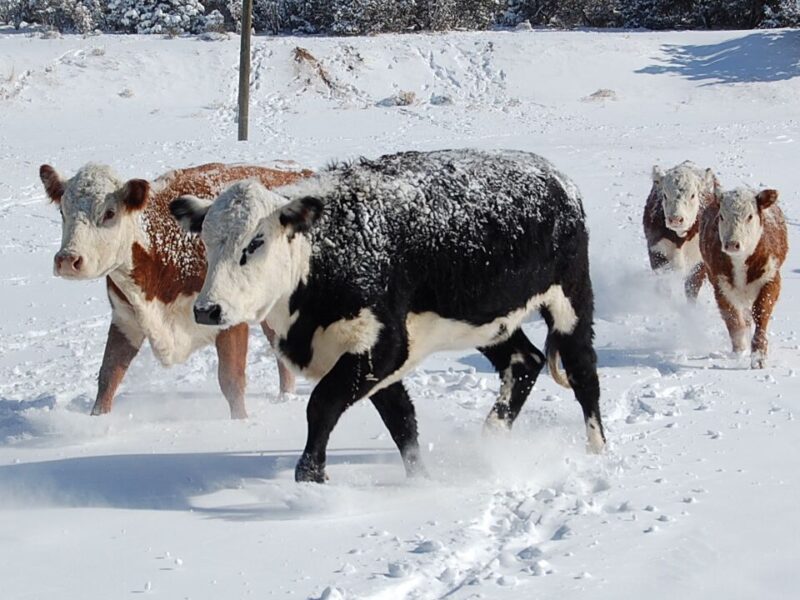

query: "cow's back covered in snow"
left=172, top=149, right=605, bottom=482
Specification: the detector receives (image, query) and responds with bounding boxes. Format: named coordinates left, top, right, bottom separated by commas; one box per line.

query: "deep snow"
left=1, top=27, right=799, bottom=600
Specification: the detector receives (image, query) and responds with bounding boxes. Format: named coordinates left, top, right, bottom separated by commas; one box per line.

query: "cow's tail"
left=545, top=332, right=571, bottom=389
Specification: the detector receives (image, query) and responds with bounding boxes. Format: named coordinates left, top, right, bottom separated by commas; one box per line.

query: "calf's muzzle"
left=54, top=251, right=84, bottom=277
left=724, top=240, right=742, bottom=254
left=194, top=303, right=222, bottom=326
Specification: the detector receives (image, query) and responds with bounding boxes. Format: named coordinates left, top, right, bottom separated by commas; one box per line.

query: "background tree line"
left=1, top=0, right=798, bottom=35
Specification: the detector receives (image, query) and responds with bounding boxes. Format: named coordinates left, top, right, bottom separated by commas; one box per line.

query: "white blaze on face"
left=46, top=164, right=143, bottom=279
left=195, top=181, right=302, bottom=326
left=717, top=188, right=763, bottom=258
left=653, top=163, right=714, bottom=236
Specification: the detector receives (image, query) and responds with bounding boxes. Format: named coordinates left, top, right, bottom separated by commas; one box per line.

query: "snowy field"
left=1, top=27, right=799, bottom=599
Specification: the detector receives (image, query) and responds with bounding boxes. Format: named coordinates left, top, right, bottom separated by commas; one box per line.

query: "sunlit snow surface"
left=1, top=27, right=799, bottom=600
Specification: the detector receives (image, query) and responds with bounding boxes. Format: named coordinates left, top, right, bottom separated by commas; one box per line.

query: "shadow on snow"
left=0, top=449, right=400, bottom=516
left=637, top=30, right=800, bottom=84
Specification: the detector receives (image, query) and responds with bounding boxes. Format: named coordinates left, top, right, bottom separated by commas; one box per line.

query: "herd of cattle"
left=37, top=150, right=787, bottom=482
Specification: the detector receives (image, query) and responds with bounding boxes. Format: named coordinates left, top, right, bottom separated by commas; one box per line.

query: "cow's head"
left=40, top=163, right=149, bottom=279
left=652, top=162, right=715, bottom=236
left=717, top=187, right=778, bottom=258
left=170, top=180, right=321, bottom=327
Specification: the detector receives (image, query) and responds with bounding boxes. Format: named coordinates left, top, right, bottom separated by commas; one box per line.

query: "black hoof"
left=405, top=461, right=430, bottom=480
left=402, top=449, right=429, bottom=479
left=295, top=458, right=327, bottom=483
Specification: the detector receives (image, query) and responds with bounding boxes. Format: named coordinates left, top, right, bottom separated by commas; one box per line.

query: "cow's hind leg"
left=550, top=320, right=605, bottom=454
left=370, top=382, right=426, bottom=477
left=479, top=328, right=546, bottom=431
left=541, top=296, right=606, bottom=454
left=215, top=323, right=249, bottom=420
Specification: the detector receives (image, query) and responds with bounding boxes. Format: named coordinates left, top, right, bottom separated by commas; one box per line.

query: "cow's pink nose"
left=54, top=252, right=83, bottom=275
left=724, top=241, right=741, bottom=252
left=668, top=216, right=684, bottom=226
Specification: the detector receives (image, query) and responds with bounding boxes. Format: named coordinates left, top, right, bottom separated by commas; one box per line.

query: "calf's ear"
left=279, top=196, right=323, bottom=235
left=651, top=165, right=664, bottom=184
left=120, top=179, right=150, bottom=212
left=40, top=164, right=65, bottom=203
left=756, top=189, right=778, bottom=210
left=170, top=195, right=213, bottom=234
left=704, top=168, right=716, bottom=188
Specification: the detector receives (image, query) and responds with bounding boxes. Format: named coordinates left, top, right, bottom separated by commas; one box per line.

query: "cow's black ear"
left=40, top=164, right=65, bottom=204
left=279, top=196, right=323, bottom=234
left=120, top=179, right=150, bottom=212
left=170, top=195, right=213, bottom=234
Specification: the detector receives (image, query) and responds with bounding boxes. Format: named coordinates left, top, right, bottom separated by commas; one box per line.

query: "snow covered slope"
left=1, top=27, right=799, bottom=599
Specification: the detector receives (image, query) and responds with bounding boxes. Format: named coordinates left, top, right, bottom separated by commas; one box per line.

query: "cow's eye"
left=239, top=236, right=264, bottom=266
left=719, top=214, right=724, bottom=222
left=102, top=209, right=116, bottom=223
left=246, top=238, right=264, bottom=254
left=747, top=214, right=754, bottom=222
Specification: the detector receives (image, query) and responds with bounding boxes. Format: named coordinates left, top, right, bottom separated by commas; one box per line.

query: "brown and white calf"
left=700, top=188, right=788, bottom=369
left=643, top=161, right=720, bottom=299
left=40, top=162, right=311, bottom=417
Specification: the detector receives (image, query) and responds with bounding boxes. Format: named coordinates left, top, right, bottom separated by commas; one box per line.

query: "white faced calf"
left=40, top=162, right=308, bottom=417
left=643, top=161, right=719, bottom=299
left=700, top=188, right=788, bottom=368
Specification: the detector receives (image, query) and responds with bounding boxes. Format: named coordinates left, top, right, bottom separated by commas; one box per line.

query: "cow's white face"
left=40, top=164, right=149, bottom=279
left=170, top=180, right=321, bottom=327
left=653, top=163, right=715, bottom=236
left=717, top=188, right=777, bottom=258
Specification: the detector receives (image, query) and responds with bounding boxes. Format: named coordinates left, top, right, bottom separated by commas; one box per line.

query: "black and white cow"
left=171, top=149, right=605, bottom=482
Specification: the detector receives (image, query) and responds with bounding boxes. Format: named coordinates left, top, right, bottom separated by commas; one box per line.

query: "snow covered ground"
left=1, top=26, right=799, bottom=599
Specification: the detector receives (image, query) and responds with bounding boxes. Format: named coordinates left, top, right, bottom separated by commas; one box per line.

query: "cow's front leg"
left=296, top=324, right=407, bottom=483
left=215, top=323, right=249, bottom=419
left=295, top=353, right=380, bottom=483
left=92, top=322, right=142, bottom=415
left=684, top=262, right=707, bottom=301
left=751, top=275, right=781, bottom=369
left=260, top=321, right=296, bottom=394
left=370, top=382, right=426, bottom=478
left=647, top=247, right=669, bottom=271
left=712, top=283, right=748, bottom=354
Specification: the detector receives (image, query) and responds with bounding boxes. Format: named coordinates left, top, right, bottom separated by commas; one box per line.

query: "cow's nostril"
left=209, top=305, right=221, bottom=323
left=73, top=256, right=83, bottom=271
